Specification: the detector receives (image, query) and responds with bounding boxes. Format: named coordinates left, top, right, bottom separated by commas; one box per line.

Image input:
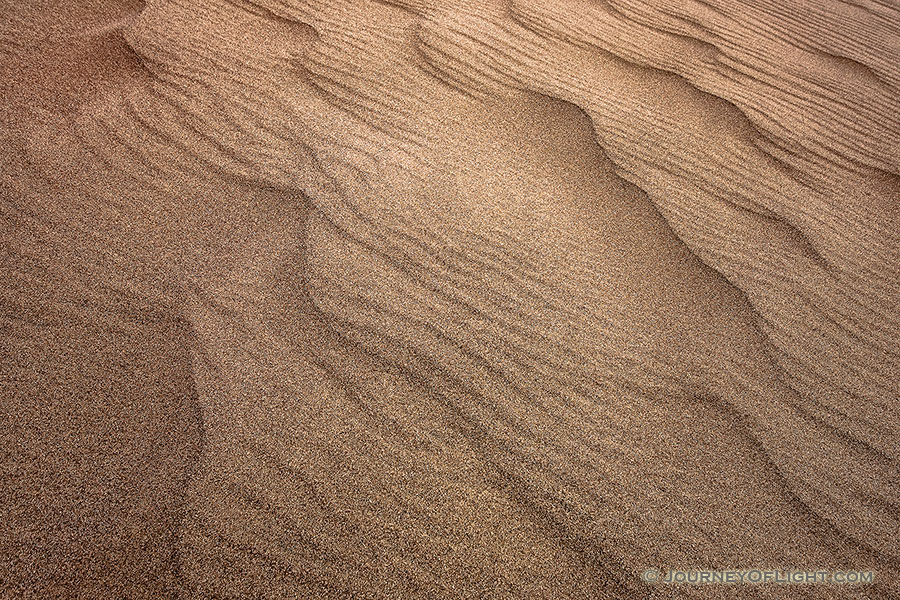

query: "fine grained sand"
left=1, top=0, right=898, bottom=598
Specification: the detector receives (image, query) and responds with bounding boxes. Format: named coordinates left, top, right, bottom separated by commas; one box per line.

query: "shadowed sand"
left=1, top=0, right=898, bottom=598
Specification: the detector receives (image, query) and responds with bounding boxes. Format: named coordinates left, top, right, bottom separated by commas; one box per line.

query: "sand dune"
left=1, top=0, right=898, bottom=598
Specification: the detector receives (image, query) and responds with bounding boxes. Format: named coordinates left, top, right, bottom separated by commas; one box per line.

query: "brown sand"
left=1, top=0, right=898, bottom=598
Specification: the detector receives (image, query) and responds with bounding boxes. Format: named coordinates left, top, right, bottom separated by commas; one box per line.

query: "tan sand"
left=1, top=0, right=898, bottom=598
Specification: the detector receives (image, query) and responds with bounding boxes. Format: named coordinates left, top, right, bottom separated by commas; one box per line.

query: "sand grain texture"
left=1, top=0, right=898, bottom=598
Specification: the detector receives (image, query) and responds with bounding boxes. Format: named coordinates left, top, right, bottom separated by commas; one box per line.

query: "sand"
left=1, top=0, right=898, bottom=598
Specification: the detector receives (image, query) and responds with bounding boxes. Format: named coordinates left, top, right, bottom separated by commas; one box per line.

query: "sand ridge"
left=1, top=0, right=898, bottom=598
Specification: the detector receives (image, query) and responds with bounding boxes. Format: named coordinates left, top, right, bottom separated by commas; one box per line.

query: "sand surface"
left=1, top=0, right=898, bottom=598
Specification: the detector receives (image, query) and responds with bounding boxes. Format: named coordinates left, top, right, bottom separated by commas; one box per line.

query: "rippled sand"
left=2, top=1, right=898, bottom=598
